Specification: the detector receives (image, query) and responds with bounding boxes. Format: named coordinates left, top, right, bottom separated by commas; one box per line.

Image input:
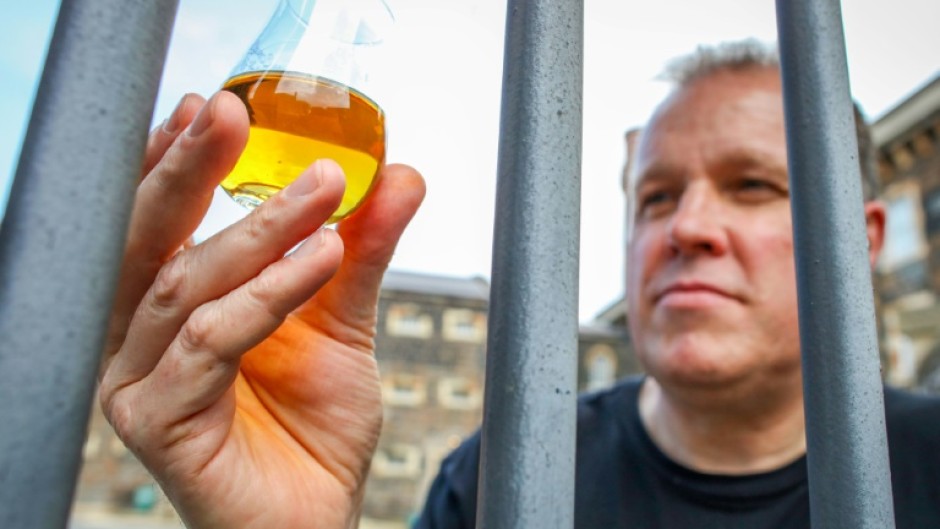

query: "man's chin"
left=657, top=364, right=750, bottom=390
left=638, top=343, right=757, bottom=390
left=640, top=348, right=804, bottom=410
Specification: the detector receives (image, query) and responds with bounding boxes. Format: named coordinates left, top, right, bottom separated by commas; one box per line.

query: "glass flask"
left=220, top=0, right=394, bottom=224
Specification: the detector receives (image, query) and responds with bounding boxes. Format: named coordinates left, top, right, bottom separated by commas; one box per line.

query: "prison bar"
left=477, top=0, right=583, bottom=528
left=0, top=0, right=179, bottom=527
left=776, top=1, right=897, bottom=528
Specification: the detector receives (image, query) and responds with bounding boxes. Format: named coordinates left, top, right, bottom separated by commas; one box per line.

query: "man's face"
left=626, top=68, right=802, bottom=391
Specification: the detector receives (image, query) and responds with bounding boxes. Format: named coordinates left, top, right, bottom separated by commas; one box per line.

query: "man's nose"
left=666, top=184, right=729, bottom=257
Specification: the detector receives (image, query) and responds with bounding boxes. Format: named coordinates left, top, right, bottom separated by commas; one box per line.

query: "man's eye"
left=637, top=191, right=674, bottom=214
left=733, top=178, right=784, bottom=200
left=739, top=178, right=770, bottom=189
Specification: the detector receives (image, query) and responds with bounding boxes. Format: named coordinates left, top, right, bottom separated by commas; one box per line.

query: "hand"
left=97, top=91, right=426, bottom=528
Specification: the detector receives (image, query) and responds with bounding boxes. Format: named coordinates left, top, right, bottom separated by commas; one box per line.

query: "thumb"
left=295, top=163, right=426, bottom=344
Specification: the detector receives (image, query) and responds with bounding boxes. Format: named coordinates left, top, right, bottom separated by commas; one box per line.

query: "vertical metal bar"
left=478, top=0, right=583, bottom=528
left=0, top=0, right=179, bottom=527
left=776, top=1, right=896, bottom=528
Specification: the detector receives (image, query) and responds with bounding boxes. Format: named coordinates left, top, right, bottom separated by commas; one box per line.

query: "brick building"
left=363, top=270, right=490, bottom=520
left=872, top=74, right=940, bottom=391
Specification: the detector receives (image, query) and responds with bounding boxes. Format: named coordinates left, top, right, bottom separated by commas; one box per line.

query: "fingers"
left=102, top=159, right=346, bottom=392
left=140, top=228, right=345, bottom=418
left=141, top=93, right=206, bottom=177
left=130, top=91, right=250, bottom=276
left=296, top=163, right=426, bottom=348
left=103, top=92, right=249, bottom=364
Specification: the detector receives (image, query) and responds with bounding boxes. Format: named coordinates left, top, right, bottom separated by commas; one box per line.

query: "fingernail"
left=283, top=159, right=326, bottom=198
left=289, top=229, right=327, bottom=259
left=161, top=95, right=188, bottom=134
left=187, top=95, right=216, bottom=138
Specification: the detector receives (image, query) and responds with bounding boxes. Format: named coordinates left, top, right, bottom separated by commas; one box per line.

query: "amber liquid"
left=221, top=71, right=385, bottom=223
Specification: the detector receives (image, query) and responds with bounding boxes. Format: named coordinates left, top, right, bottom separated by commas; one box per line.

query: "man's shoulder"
left=884, top=385, right=940, bottom=416
left=578, top=375, right=645, bottom=405
left=576, top=376, right=644, bottom=428
left=883, top=385, right=940, bottom=445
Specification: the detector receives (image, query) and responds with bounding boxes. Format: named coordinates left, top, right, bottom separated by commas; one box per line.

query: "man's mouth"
left=655, top=282, right=737, bottom=307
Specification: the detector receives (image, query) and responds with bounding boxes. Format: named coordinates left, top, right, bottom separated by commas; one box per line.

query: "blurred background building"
left=69, top=73, right=939, bottom=528
left=872, top=74, right=940, bottom=391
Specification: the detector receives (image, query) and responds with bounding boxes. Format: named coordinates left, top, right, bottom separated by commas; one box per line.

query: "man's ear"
left=864, top=200, right=886, bottom=269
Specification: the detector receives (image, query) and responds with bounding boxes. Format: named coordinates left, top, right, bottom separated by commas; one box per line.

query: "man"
left=414, top=41, right=940, bottom=528
left=99, top=40, right=939, bottom=529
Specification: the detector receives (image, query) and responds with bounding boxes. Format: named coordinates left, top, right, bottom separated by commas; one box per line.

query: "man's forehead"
left=627, top=69, right=785, bottom=191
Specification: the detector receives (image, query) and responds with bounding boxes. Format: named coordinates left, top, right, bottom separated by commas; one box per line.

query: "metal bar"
left=776, top=1, right=896, bottom=528
left=478, top=0, right=583, bottom=528
left=0, top=0, right=179, bottom=527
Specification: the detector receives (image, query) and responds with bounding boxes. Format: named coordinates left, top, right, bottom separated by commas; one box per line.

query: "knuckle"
left=242, top=282, right=285, bottom=324
left=245, top=271, right=279, bottom=308
left=102, top=393, right=147, bottom=458
left=103, top=392, right=134, bottom=440
left=178, top=307, right=216, bottom=353
left=244, top=203, right=280, bottom=242
left=150, top=253, right=189, bottom=310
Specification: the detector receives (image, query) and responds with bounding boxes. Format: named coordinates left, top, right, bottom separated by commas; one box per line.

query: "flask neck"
left=281, top=0, right=316, bottom=26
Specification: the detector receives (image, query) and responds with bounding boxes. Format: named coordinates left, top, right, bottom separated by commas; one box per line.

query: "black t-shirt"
left=414, top=376, right=940, bottom=529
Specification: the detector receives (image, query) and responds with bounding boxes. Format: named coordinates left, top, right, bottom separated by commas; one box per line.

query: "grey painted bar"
left=0, top=0, right=179, bottom=527
left=776, top=1, right=897, bottom=528
left=477, top=0, right=583, bottom=528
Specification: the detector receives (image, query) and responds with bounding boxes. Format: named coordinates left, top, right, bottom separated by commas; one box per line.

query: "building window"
left=879, top=185, right=927, bottom=272
left=584, top=345, right=617, bottom=391
left=382, top=374, right=427, bottom=407
left=436, top=377, right=483, bottom=410
left=386, top=303, right=434, bottom=338
left=442, top=309, right=486, bottom=342
left=372, top=444, right=423, bottom=478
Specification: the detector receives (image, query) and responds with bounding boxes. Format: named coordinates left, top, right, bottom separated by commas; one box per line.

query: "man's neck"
left=638, top=376, right=807, bottom=475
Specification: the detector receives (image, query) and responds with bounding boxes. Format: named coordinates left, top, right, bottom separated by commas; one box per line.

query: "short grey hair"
left=658, top=38, right=780, bottom=87
left=628, top=38, right=878, bottom=202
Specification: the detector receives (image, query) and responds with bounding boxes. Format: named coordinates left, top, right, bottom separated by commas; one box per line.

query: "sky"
left=2, top=0, right=939, bottom=322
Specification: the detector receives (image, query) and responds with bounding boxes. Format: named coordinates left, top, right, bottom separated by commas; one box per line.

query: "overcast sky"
left=3, top=0, right=939, bottom=321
